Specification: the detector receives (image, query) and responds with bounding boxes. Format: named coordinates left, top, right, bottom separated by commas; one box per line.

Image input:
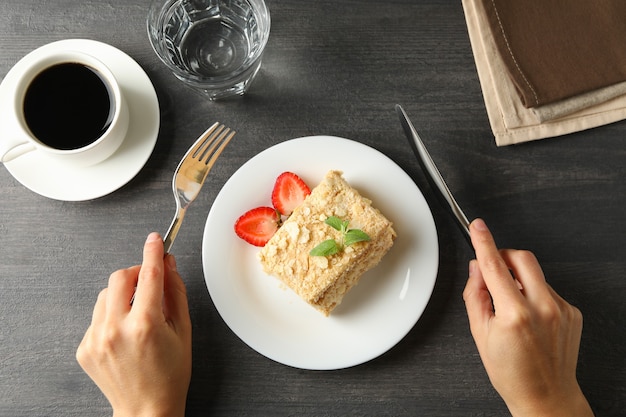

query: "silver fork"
left=130, top=123, right=234, bottom=304
left=163, top=122, right=235, bottom=253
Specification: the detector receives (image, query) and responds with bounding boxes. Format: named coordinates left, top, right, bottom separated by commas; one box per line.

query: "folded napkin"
left=462, top=0, right=626, bottom=146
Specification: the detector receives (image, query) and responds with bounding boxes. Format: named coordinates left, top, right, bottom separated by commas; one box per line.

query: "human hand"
left=76, top=232, right=192, bottom=417
left=463, top=219, right=593, bottom=417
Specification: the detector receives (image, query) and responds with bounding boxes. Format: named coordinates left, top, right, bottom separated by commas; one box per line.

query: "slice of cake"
left=258, top=170, right=396, bottom=316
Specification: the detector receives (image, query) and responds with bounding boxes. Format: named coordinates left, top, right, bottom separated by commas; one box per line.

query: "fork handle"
left=163, top=208, right=186, bottom=254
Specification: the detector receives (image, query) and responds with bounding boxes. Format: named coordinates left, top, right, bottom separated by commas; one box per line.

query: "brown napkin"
left=483, top=0, right=626, bottom=107
left=462, top=0, right=626, bottom=146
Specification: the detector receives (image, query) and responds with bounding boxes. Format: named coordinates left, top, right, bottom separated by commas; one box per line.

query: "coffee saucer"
left=1, top=39, right=159, bottom=201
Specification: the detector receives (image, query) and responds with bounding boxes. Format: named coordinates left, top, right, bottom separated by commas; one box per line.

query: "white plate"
left=202, top=136, right=439, bottom=370
left=1, top=39, right=159, bottom=201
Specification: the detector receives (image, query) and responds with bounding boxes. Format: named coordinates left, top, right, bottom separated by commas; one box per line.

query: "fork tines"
left=193, top=123, right=236, bottom=165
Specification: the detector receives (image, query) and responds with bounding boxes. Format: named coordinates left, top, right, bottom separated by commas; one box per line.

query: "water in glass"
left=149, top=0, right=270, bottom=99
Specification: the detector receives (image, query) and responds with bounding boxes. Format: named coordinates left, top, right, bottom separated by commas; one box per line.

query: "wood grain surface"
left=0, top=1, right=624, bottom=416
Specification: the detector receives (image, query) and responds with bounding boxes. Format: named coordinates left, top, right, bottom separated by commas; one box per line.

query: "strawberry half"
left=271, top=172, right=311, bottom=216
left=234, top=206, right=281, bottom=247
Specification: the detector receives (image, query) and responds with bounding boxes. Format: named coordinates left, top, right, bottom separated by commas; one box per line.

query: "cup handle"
left=0, top=141, right=36, bottom=163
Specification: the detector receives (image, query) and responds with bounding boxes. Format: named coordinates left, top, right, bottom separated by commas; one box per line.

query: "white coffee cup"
left=0, top=48, right=129, bottom=167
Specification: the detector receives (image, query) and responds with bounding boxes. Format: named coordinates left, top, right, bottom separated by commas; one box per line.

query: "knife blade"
left=395, top=104, right=471, bottom=240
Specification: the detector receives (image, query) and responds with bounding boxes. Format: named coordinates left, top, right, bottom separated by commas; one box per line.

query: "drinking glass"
left=147, top=0, right=270, bottom=100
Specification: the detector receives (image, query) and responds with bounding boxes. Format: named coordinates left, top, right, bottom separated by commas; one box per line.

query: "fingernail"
left=469, top=259, right=477, bottom=276
left=472, top=218, right=488, bottom=231
left=166, top=254, right=177, bottom=271
left=146, top=232, right=161, bottom=243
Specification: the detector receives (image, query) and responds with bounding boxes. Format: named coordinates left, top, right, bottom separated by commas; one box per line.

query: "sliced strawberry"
left=271, top=172, right=311, bottom=216
left=234, top=206, right=281, bottom=247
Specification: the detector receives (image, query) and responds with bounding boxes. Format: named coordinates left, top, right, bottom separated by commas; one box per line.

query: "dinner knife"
left=395, top=104, right=471, bottom=240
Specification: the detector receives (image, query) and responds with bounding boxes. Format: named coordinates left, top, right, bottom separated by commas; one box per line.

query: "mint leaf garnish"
left=309, top=239, right=340, bottom=256
left=309, top=216, right=370, bottom=257
left=324, top=216, right=346, bottom=232
left=344, top=229, right=371, bottom=246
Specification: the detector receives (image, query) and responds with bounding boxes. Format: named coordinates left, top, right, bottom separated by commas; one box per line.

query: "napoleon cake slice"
left=258, top=170, right=396, bottom=316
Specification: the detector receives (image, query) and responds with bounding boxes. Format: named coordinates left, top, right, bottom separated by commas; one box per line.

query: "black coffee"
left=23, top=63, right=115, bottom=150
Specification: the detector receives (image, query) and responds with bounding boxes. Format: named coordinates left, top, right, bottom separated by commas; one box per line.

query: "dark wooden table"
left=1, top=1, right=624, bottom=416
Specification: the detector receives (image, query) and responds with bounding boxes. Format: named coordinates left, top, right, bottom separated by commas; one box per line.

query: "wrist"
left=508, top=387, right=594, bottom=417
left=112, top=404, right=186, bottom=417
left=113, top=412, right=185, bottom=417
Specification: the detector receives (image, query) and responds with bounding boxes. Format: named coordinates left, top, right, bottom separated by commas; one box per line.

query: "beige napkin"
left=462, top=0, right=626, bottom=146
